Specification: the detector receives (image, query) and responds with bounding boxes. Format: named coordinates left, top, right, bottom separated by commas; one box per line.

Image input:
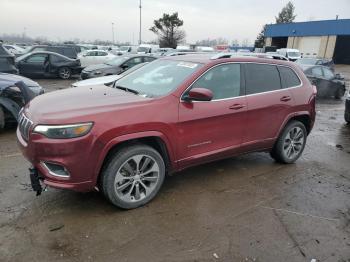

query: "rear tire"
left=101, top=144, right=165, bottom=209
left=0, top=106, right=5, bottom=131
left=270, top=120, right=307, bottom=164
left=58, top=67, right=71, bottom=79
left=335, top=87, right=345, bottom=100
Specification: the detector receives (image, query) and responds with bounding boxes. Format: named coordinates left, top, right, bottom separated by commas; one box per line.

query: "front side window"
left=116, top=60, right=202, bottom=98
left=278, top=66, right=301, bottom=88
left=245, top=64, right=281, bottom=95
left=123, top=57, right=143, bottom=68
left=26, top=54, right=48, bottom=63
left=189, top=63, right=241, bottom=100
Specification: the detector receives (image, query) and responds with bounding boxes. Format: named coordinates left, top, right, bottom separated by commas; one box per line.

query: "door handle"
left=229, top=104, right=245, bottom=110
left=280, top=96, right=291, bottom=102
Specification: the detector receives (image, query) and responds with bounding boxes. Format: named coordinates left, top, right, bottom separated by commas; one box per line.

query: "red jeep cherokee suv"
left=17, top=54, right=316, bottom=209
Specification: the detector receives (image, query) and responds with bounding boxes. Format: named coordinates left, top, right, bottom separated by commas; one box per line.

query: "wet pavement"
left=1, top=68, right=350, bottom=262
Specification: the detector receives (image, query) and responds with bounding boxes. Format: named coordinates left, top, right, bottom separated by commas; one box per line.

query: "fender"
left=0, top=96, right=21, bottom=121
left=275, top=111, right=312, bottom=139
left=93, top=130, right=177, bottom=179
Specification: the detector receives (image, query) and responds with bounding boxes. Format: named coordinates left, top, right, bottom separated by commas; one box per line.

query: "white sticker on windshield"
left=177, top=62, right=198, bottom=69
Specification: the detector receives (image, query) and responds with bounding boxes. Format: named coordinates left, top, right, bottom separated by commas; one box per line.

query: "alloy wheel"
left=114, top=154, right=160, bottom=203
left=283, top=126, right=305, bottom=160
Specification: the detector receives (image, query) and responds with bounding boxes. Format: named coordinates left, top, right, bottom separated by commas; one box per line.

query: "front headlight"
left=33, top=122, right=93, bottom=139
left=94, top=71, right=102, bottom=75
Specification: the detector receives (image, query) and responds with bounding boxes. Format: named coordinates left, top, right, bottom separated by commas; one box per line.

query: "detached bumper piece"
left=29, top=167, right=43, bottom=196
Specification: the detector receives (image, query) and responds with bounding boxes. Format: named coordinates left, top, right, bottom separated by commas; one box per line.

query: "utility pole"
left=139, top=0, right=142, bottom=44
left=112, top=22, right=115, bottom=44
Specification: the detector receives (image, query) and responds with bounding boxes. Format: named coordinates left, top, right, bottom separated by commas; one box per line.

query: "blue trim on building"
left=265, top=19, right=350, bottom=37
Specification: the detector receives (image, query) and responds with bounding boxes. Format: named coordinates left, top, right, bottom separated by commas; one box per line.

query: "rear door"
left=242, top=63, right=295, bottom=150
left=177, top=63, right=247, bottom=168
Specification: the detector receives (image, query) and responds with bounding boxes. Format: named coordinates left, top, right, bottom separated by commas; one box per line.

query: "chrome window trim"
left=179, top=61, right=303, bottom=103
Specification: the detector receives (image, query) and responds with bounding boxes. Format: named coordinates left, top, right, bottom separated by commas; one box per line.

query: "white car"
left=79, top=50, right=116, bottom=67
left=277, top=48, right=301, bottom=61
left=72, top=62, right=148, bottom=88
left=3, top=44, right=26, bottom=56
left=72, top=74, right=122, bottom=88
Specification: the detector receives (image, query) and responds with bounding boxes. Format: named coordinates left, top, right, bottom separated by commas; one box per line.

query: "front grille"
left=18, top=113, right=33, bottom=141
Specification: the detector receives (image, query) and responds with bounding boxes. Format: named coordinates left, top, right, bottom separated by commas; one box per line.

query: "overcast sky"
left=1, top=0, right=349, bottom=44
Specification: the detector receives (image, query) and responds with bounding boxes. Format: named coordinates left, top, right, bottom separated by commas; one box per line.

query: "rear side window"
left=278, top=66, right=301, bottom=88
left=245, top=64, right=281, bottom=95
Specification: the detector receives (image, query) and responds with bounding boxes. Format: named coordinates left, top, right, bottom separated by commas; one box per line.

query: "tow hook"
left=29, top=167, right=43, bottom=196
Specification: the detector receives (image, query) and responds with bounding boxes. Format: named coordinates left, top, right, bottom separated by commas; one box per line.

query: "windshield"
left=287, top=51, right=300, bottom=57
left=296, top=58, right=317, bottom=65
left=115, top=60, right=203, bottom=97
left=105, top=57, right=129, bottom=66
left=137, top=47, right=149, bottom=53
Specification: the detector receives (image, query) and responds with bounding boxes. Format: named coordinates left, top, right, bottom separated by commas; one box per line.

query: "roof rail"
left=211, top=52, right=289, bottom=61
left=210, top=53, right=233, bottom=60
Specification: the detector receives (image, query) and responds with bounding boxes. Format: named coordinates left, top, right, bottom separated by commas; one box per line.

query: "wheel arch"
left=95, top=131, right=176, bottom=185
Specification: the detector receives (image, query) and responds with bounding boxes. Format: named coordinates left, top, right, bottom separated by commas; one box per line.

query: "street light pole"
left=139, top=0, right=142, bottom=45
left=112, top=22, right=115, bottom=44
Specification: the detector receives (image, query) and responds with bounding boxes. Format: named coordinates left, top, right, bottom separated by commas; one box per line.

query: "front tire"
left=58, top=67, right=71, bottom=79
left=101, top=144, right=165, bottom=209
left=270, top=120, right=307, bottom=164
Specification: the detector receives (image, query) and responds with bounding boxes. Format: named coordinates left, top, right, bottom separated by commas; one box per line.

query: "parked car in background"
left=155, top=48, right=175, bottom=56
left=18, top=55, right=316, bottom=208
left=296, top=58, right=335, bottom=71
left=25, top=45, right=78, bottom=59
left=80, top=55, right=156, bottom=79
left=111, top=46, right=138, bottom=56
left=0, top=44, right=18, bottom=74
left=0, top=73, right=43, bottom=130
left=195, top=46, right=215, bottom=52
left=277, top=48, right=302, bottom=61
left=78, top=50, right=116, bottom=67
left=137, top=44, right=159, bottom=54
left=3, top=44, right=26, bottom=56
left=16, top=51, right=82, bottom=79
left=301, top=65, right=346, bottom=99
left=345, top=91, right=350, bottom=124
left=72, top=62, right=148, bottom=88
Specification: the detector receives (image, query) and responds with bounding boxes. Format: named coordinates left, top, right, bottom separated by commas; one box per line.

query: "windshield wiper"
left=115, top=85, right=139, bottom=95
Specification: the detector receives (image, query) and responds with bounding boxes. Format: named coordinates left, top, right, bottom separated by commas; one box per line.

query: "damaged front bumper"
left=29, top=167, right=43, bottom=196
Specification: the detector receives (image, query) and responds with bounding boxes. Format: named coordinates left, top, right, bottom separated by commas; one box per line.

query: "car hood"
left=83, top=63, right=114, bottom=72
left=25, top=85, right=150, bottom=124
left=0, top=73, right=43, bottom=96
left=73, top=75, right=122, bottom=87
left=0, top=73, right=40, bottom=89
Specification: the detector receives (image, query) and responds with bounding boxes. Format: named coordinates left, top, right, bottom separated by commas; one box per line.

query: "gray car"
left=80, top=55, right=157, bottom=79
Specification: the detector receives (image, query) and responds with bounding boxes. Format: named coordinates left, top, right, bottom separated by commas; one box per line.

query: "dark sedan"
left=301, top=65, right=346, bottom=99
left=296, top=58, right=335, bottom=71
left=16, top=52, right=82, bottom=79
left=80, top=55, right=156, bottom=79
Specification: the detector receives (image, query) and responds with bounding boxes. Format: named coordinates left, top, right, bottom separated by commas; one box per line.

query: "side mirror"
left=121, top=64, right=129, bottom=70
left=184, top=88, right=213, bottom=102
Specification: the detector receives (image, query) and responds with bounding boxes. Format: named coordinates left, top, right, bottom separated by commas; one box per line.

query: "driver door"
left=176, top=63, right=247, bottom=169
left=18, top=53, right=48, bottom=76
